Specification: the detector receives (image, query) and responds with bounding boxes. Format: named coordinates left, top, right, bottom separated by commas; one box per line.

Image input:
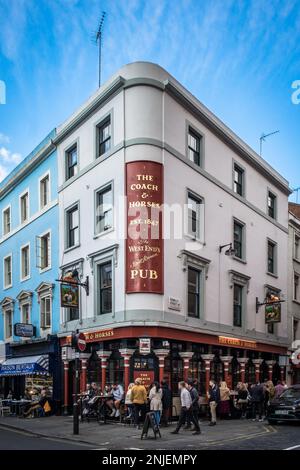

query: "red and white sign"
left=76, top=332, right=86, bottom=352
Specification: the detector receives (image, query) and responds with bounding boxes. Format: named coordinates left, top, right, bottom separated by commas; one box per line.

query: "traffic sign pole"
left=72, top=332, right=86, bottom=435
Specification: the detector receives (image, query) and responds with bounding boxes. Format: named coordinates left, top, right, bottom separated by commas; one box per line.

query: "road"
left=0, top=426, right=95, bottom=450
left=0, top=421, right=300, bottom=450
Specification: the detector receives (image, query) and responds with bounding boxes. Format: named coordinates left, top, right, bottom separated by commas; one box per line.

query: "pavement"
left=1, top=415, right=300, bottom=450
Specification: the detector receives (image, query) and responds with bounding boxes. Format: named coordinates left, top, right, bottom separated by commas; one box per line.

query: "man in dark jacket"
left=161, top=380, right=172, bottom=427
left=207, top=380, right=220, bottom=426
left=186, top=380, right=201, bottom=434
left=250, top=382, right=265, bottom=421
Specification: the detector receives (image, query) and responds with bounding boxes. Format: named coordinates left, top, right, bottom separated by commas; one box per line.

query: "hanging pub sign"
left=126, top=161, right=164, bottom=294
left=265, top=293, right=281, bottom=323
left=60, top=272, right=79, bottom=308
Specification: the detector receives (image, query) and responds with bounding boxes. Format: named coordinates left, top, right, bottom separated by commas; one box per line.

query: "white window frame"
left=20, top=243, right=30, bottom=281
left=294, top=231, right=300, bottom=262
left=19, top=188, right=30, bottom=224
left=186, top=190, right=204, bottom=242
left=2, top=204, right=11, bottom=236
left=293, top=271, right=300, bottom=303
left=38, top=171, right=51, bottom=211
left=3, top=253, right=12, bottom=289
left=21, top=302, right=31, bottom=324
left=40, top=295, right=52, bottom=330
left=36, top=229, right=52, bottom=272
left=4, top=308, right=13, bottom=341
left=94, top=181, right=114, bottom=237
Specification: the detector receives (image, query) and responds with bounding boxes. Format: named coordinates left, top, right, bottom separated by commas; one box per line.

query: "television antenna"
left=259, top=130, right=279, bottom=156
left=92, top=11, right=106, bottom=88
left=292, top=187, right=300, bottom=203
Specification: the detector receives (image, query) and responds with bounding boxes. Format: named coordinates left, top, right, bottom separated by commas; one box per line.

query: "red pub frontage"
left=59, top=326, right=287, bottom=413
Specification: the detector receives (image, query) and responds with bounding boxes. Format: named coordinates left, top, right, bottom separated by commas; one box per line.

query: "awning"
left=0, top=355, right=49, bottom=376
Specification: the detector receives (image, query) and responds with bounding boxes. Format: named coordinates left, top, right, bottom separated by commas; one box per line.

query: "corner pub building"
left=56, top=62, right=291, bottom=412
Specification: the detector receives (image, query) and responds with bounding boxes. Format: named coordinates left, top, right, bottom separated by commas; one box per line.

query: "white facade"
left=55, top=62, right=290, bottom=354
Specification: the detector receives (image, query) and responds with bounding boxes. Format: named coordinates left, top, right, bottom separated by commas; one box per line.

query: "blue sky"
left=0, top=0, right=299, bottom=199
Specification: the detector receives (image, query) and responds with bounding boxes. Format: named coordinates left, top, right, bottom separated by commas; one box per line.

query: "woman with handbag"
left=237, top=383, right=248, bottom=418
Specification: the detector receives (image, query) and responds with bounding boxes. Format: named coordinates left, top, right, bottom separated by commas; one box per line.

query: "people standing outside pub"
left=125, top=383, right=134, bottom=418
left=131, top=378, right=147, bottom=429
left=186, top=380, right=201, bottom=434
left=219, top=381, right=231, bottom=419
left=161, top=379, right=172, bottom=427
left=237, top=383, right=249, bottom=418
left=250, top=382, right=265, bottom=421
left=171, top=381, right=192, bottom=435
left=149, top=381, right=162, bottom=426
left=207, top=380, right=220, bottom=426
left=111, top=383, right=124, bottom=418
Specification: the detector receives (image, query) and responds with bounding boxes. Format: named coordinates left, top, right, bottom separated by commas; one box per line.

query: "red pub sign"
left=126, top=161, right=164, bottom=294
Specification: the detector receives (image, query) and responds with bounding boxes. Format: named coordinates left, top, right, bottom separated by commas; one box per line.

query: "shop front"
left=60, top=326, right=288, bottom=413
left=0, top=336, right=62, bottom=411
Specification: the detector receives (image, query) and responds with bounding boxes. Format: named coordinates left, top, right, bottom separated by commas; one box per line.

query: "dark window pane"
left=98, top=118, right=111, bottom=157
left=234, top=165, right=244, bottom=196
left=188, top=267, right=200, bottom=318
left=96, top=185, right=113, bottom=233
left=233, top=284, right=243, bottom=327
left=234, top=222, right=243, bottom=259
left=188, top=129, right=201, bottom=166
left=66, top=146, right=78, bottom=179
left=99, top=262, right=112, bottom=314
left=268, top=192, right=276, bottom=219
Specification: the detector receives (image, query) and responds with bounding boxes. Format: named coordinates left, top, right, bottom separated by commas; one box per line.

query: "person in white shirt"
left=171, top=381, right=199, bottom=435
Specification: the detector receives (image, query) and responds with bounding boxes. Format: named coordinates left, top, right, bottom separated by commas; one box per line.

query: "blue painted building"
left=0, top=130, right=61, bottom=406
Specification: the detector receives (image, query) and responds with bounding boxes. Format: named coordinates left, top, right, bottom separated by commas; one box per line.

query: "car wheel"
left=268, top=419, right=278, bottom=425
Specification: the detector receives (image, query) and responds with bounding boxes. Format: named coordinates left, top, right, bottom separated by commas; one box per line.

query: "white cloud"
left=0, top=146, right=22, bottom=165
left=0, top=164, right=9, bottom=182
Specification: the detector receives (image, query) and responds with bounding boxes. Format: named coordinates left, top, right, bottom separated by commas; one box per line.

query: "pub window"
left=4, top=254, right=12, bottom=288
left=40, top=296, right=51, bottom=329
left=98, top=261, right=112, bottom=315
left=40, top=173, right=50, bottom=209
left=188, top=267, right=201, bottom=318
left=267, top=191, right=276, bottom=219
left=188, top=127, right=202, bottom=167
left=65, top=144, right=78, bottom=180
left=5, top=309, right=13, bottom=339
left=21, top=303, right=30, bottom=324
left=233, top=220, right=245, bottom=260
left=36, top=232, right=51, bottom=270
left=233, top=163, right=244, bottom=196
left=20, top=192, right=29, bottom=223
left=3, top=206, right=11, bottom=235
left=66, top=204, right=79, bottom=248
left=267, top=240, right=277, bottom=274
left=294, top=273, right=299, bottom=301
left=295, top=234, right=300, bottom=260
left=95, top=184, right=113, bottom=234
left=106, top=352, right=124, bottom=387
left=187, top=192, right=202, bottom=239
left=97, top=116, right=111, bottom=158
left=21, top=244, right=30, bottom=280
left=233, top=284, right=243, bottom=327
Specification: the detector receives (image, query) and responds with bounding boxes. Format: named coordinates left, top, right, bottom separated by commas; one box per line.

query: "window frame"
left=19, top=188, right=30, bottom=224
left=187, top=266, right=201, bottom=319
left=2, top=204, right=11, bottom=236
left=186, top=124, right=204, bottom=168
left=65, top=141, right=79, bottom=181
left=267, top=189, right=277, bottom=220
left=294, top=232, right=300, bottom=261
left=4, top=308, right=13, bottom=340
left=186, top=190, right=204, bottom=242
left=20, top=243, right=30, bottom=281
left=3, top=253, right=12, bottom=289
left=294, top=272, right=300, bottom=302
left=21, top=302, right=31, bottom=324
left=267, top=238, right=277, bottom=276
left=94, top=182, right=114, bottom=237
left=233, top=218, right=246, bottom=262
left=233, top=283, right=243, bottom=327
left=40, top=295, right=52, bottom=329
left=38, top=171, right=51, bottom=210
left=36, top=229, right=52, bottom=272
left=65, top=202, right=80, bottom=250
left=232, top=161, right=245, bottom=197
left=96, top=113, right=112, bottom=159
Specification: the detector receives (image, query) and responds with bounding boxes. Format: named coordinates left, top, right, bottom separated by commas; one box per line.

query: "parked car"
left=267, top=385, right=300, bottom=424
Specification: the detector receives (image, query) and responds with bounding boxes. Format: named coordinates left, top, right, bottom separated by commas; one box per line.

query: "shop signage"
left=60, top=276, right=79, bottom=309
left=265, top=294, right=281, bottom=323
left=73, top=332, right=86, bottom=352
left=218, top=336, right=257, bottom=349
left=14, top=323, right=35, bottom=338
left=168, top=296, right=181, bottom=311
left=139, top=338, right=151, bottom=355
left=84, top=329, right=114, bottom=343
left=133, top=370, right=155, bottom=389
left=126, top=161, right=164, bottom=294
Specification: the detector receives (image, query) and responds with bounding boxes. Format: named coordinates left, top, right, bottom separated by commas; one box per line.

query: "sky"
left=0, top=0, right=299, bottom=199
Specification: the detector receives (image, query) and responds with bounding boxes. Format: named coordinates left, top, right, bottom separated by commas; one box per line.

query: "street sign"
left=76, top=332, right=86, bottom=352
left=14, top=323, right=35, bottom=338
